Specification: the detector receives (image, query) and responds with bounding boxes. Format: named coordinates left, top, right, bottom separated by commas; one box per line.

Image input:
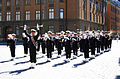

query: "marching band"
left=6, top=25, right=113, bottom=69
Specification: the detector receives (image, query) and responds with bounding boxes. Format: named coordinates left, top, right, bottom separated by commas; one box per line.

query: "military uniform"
left=24, top=28, right=39, bottom=64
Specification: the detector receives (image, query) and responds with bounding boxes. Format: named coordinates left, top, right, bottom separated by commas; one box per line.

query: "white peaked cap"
left=24, top=25, right=27, bottom=27
left=45, top=33, right=49, bottom=38
left=66, top=30, right=70, bottom=33
left=8, top=34, right=12, bottom=38
left=37, top=23, right=39, bottom=26
left=31, top=29, right=36, bottom=32
left=74, top=33, right=77, bottom=35
left=61, top=31, right=64, bottom=33
left=22, top=33, right=27, bottom=37
left=48, top=31, right=52, bottom=33
left=12, top=33, right=16, bottom=36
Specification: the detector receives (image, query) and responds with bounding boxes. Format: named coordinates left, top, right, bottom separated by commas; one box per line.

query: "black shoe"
left=29, top=66, right=35, bottom=69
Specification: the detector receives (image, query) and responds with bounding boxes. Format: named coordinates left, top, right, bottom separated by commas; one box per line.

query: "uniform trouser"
left=51, top=42, right=54, bottom=52
left=58, top=48, right=61, bottom=55
left=73, top=49, right=78, bottom=56
left=84, top=50, right=89, bottom=58
left=80, top=44, right=84, bottom=52
left=108, top=41, right=112, bottom=49
left=97, top=46, right=100, bottom=53
left=105, top=44, right=108, bottom=50
left=24, top=45, right=28, bottom=54
left=101, top=44, right=104, bottom=51
left=42, top=46, right=45, bottom=54
left=29, top=48, right=36, bottom=63
left=10, top=47, right=15, bottom=57
left=66, top=50, right=71, bottom=59
left=91, top=48, right=95, bottom=55
left=47, top=49, right=52, bottom=58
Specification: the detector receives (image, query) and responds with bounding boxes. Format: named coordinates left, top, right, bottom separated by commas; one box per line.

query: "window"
left=49, top=0, right=54, bottom=3
left=7, top=12, right=11, bottom=21
left=60, top=0, right=64, bottom=2
left=60, top=8, right=64, bottom=19
left=42, top=0, right=44, bottom=3
left=90, top=12, right=91, bottom=21
left=0, top=27, right=1, bottom=35
left=26, top=0, right=30, bottom=5
left=26, top=11, right=30, bottom=20
left=99, top=16, right=100, bottom=23
left=36, top=0, right=40, bottom=5
left=42, top=10, right=44, bottom=19
left=0, top=0, right=2, bottom=7
left=49, top=9, right=54, bottom=19
left=36, top=11, right=40, bottom=20
left=16, top=0, right=20, bottom=6
left=93, top=0, right=95, bottom=10
left=83, top=0, right=87, bottom=19
left=102, top=15, right=104, bottom=24
left=99, top=3, right=101, bottom=10
left=49, top=26, right=54, bottom=32
left=7, top=0, right=10, bottom=6
left=16, top=12, right=20, bottom=21
left=90, top=0, right=91, bottom=9
left=96, top=15, right=98, bottom=23
left=0, top=13, right=2, bottom=21
left=93, top=14, right=95, bottom=22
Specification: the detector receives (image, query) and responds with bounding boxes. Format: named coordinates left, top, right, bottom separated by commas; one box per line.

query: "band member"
left=24, top=24, right=40, bottom=69
left=65, top=31, right=72, bottom=62
left=96, top=31, right=101, bottom=55
left=104, top=31, right=109, bottom=51
left=22, top=33, right=29, bottom=57
left=89, top=31, right=96, bottom=58
left=7, top=34, right=17, bottom=60
left=72, top=33, right=79, bottom=58
left=100, top=31, right=105, bottom=53
left=83, top=33, right=89, bottom=62
left=41, top=34, right=47, bottom=55
left=46, top=32, right=52, bottom=62
left=55, top=33, right=62, bottom=58
left=79, top=32, right=84, bottom=52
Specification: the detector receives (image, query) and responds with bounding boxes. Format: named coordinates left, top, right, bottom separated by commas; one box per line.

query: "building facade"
left=107, top=0, right=120, bottom=34
left=0, top=0, right=107, bottom=41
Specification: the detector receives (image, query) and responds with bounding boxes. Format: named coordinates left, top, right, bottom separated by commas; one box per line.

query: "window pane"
left=36, top=11, right=40, bottom=20
left=16, top=0, right=20, bottom=6
left=42, top=10, right=44, bottom=19
left=7, top=12, right=11, bottom=21
left=60, top=8, right=64, bottom=19
left=26, top=0, right=30, bottom=5
left=16, top=12, right=20, bottom=21
left=49, top=9, right=54, bottom=19
left=60, top=0, right=64, bottom=2
left=7, top=0, right=10, bottom=6
left=0, top=13, right=2, bottom=21
left=0, top=27, right=1, bottom=35
left=0, top=0, right=2, bottom=7
left=49, top=26, right=54, bottom=32
left=36, top=0, right=40, bottom=5
left=26, top=11, right=30, bottom=20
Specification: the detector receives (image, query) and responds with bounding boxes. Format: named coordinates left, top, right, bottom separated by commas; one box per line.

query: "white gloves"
left=24, top=25, right=27, bottom=30
left=37, top=24, right=40, bottom=30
